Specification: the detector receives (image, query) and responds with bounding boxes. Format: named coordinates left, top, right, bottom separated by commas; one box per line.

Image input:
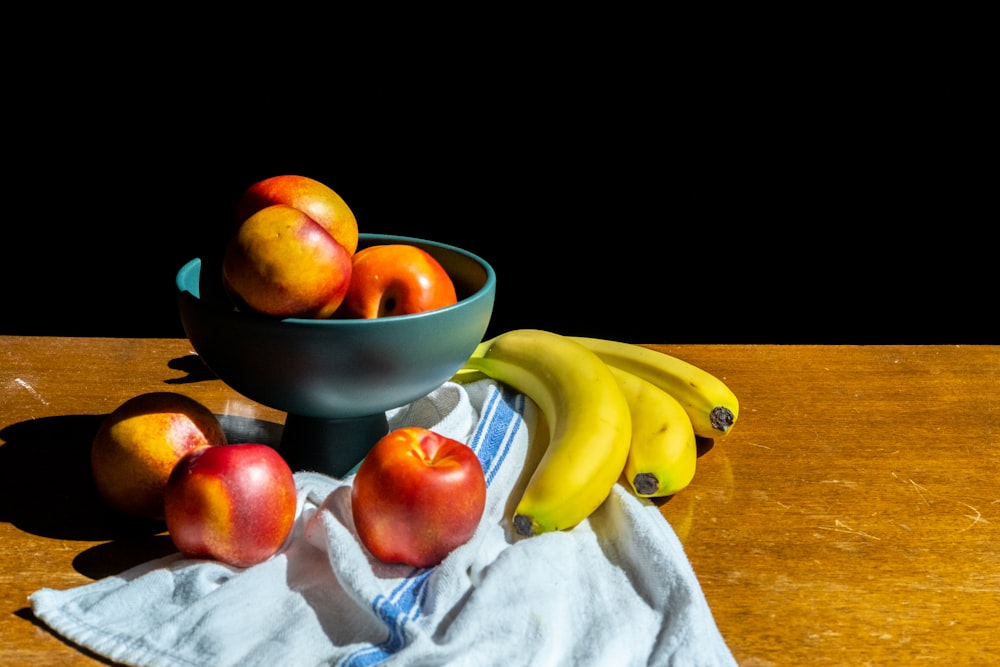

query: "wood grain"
left=2, top=337, right=998, bottom=665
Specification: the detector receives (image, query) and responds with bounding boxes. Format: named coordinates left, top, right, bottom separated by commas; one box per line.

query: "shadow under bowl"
left=176, top=233, right=496, bottom=477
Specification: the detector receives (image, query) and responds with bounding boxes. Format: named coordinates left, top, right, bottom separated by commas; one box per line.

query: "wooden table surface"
left=2, top=336, right=998, bottom=666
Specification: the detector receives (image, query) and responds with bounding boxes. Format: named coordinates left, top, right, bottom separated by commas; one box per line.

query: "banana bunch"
left=460, top=329, right=739, bottom=537
left=461, top=329, right=632, bottom=537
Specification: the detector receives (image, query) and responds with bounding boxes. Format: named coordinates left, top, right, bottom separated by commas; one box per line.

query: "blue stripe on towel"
left=472, top=386, right=523, bottom=486
left=342, top=384, right=523, bottom=666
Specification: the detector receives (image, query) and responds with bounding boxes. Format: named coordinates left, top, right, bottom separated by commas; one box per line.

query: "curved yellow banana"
left=607, top=365, right=697, bottom=498
left=463, top=329, right=631, bottom=537
left=571, top=337, right=739, bottom=439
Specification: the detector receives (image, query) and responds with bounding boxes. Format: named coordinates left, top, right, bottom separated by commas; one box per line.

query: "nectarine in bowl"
left=176, top=233, right=496, bottom=477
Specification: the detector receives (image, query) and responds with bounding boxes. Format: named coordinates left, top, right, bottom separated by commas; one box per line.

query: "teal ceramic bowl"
left=176, top=233, right=496, bottom=477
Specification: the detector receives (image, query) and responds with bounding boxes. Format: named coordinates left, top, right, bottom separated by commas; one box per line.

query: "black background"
left=4, top=15, right=991, bottom=344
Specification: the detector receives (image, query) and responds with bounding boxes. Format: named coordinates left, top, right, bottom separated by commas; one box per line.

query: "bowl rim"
left=176, top=232, right=496, bottom=326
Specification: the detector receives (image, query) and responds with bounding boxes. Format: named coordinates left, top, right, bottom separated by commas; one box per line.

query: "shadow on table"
left=0, top=411, right=283, bottom=579
left=0, top=414, right=156, bottom=541
left=163, top=353, right=220, bottom=384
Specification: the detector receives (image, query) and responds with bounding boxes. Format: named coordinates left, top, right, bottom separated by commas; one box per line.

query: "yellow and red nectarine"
left=235, top=174, right=359, bottom=255
left=91, top=392, right=227, bottom=520
left=222, top=204, right=353, bottom=319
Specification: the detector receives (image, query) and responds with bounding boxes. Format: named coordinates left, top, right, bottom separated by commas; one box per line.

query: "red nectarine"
left=351, top=427, right=486, bottom=568
left=339, top=244, right=457, bottom=319
left=165, top=443, right=298, bottom=568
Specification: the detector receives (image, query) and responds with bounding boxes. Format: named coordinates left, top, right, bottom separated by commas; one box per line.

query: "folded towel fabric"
left=31, top=379, right=736, bottom=667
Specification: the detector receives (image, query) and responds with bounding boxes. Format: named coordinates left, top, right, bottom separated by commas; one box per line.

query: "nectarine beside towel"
left=30, top=380, right=735, bottom=666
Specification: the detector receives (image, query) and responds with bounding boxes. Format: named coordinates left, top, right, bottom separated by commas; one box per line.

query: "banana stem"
left=450, top=339, right=495, bottom=383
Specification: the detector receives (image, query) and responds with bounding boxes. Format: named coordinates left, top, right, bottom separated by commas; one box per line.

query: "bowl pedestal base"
left=278, top=412, right=389, bottom=478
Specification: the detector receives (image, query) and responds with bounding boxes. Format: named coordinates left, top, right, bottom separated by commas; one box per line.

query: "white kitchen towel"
left=30, top=379, right=736, bottom=667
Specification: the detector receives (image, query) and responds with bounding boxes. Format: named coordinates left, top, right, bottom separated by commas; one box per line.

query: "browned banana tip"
left=710, top=406, right=735, bottom=433
left=512, top=514, right=535, bottom=537
left=632, top=472, right=659, bottom=496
